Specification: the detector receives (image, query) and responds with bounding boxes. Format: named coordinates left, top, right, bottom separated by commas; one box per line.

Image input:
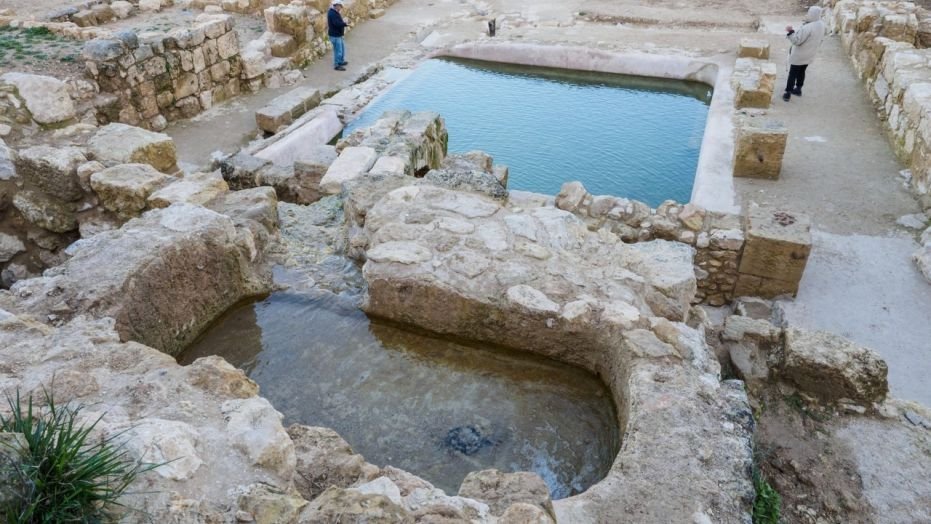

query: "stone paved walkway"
left=733, top=34, right=931, bottom=406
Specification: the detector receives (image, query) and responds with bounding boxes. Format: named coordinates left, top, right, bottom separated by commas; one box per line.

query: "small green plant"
left=752, top=467, right=781, bottom=524
left=0, top=389, right=156, bottom=523
left=22, top=27, right=53, bottom=39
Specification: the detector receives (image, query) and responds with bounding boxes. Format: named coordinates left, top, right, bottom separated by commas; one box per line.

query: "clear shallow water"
left=347, top=58, right=712, bottom=206
left=179, top=289, right=619, bottom=499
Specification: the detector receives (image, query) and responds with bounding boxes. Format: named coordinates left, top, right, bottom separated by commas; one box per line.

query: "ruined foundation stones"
left=735, top=206, right=812, bottom=298
left=733, top=114, right=788, bottom=179
left=722, top=299, right=889, bottom=406
left=82, top=15, right=243, bottom=129
left=731, top=57, right=777, bottom=109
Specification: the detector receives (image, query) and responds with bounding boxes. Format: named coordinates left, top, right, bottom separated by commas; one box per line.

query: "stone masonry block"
left=738, top=207, right=811, bottom=294
left=319, top=147, right=378, bottom=194
left=255, top=86, right=322, bottom=133
left=738, top=38, right=770, bottom=59
left=731, top=58, right=777, bottom=109
left=733, top=117, right=787, bottom=179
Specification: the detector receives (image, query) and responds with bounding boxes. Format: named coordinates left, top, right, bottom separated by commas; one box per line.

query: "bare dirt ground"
left=755, top=388, right=931, bottom=524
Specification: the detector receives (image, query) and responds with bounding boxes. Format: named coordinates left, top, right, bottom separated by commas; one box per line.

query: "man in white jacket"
left=783, top=6, right=826, bottom=101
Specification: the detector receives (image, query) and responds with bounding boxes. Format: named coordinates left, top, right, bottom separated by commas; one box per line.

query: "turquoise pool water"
left=347, top=58, right=712, bottom=206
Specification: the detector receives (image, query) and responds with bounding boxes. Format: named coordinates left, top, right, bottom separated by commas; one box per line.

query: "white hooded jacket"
left=788, top=6, right=826, bottom=66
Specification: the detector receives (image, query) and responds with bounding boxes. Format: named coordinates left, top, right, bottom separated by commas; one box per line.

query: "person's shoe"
left=791, top=87, right=802, bottom=96
left=339, top=61, right=349, bottom=66
left=335, top=65, right=346, bottom=71
left=782, top=91, right=791, bottom=101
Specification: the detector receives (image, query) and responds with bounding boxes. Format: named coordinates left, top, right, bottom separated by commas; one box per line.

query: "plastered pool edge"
left=436, top=42, right=739, bottom=214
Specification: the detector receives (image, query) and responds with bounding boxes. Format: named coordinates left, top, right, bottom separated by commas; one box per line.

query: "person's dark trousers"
left=786, top=64, right=809, bottom=93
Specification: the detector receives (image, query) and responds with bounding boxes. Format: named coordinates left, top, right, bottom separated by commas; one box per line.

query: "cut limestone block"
left=255, top=86, right=322, bottom=134
left=738, top=38, right=770, bottom=59
left=733, top=117, right=788, bottom=179
left=319, top=147, right=378, bottom=194
left=735, top=207, right=811, bottom=297
left=91, top=163, right=173, bottom=218
left=731, top=58, right=777, bottom=109
left=783, top=328, right=888, bottom=404
left=147, top=171, right=229, bottom=208
left=88, top=123, right=179, bottom=173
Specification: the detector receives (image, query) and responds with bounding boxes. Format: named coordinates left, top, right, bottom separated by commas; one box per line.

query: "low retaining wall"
left=831, top=0, right=931, bottom=206
left=556, top=182, right=811, bottom=304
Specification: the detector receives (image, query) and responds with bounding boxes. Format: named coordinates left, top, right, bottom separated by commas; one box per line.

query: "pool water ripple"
left=348, top=58, right=712, bottom=206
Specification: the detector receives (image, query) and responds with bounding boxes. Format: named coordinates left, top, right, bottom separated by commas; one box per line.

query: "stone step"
left=255, top=86, right=322, bottom=134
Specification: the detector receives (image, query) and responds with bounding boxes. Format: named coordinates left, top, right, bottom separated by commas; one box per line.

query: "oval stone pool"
left=347, top=57, right=712, bottom=206
left=179, top=289, right=619, bottom=499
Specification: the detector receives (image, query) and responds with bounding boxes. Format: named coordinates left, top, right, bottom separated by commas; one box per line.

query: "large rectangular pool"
left=346, top=58, right=712, bottom=206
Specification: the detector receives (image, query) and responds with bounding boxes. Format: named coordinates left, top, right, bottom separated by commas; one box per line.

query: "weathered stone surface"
left=500, top=503, right=555, bottom=523
left=87, top=123, right=179, bottom=173
left=0, top=139, right=15, bottom=182
left=0, top=73, right=76, bottom=125
left=12, top=190, right=77, bottom=233
left=147, top=170, right=229, bottom=208
left=0, top=233, right=25, bottom=263
left=238, top=484, right=308, bottom=524
left=124, top=419, right=203, bottom=480
left=737, top=207, right=812, bottom=296
left=256, top=86, right=322, bottom=133
left=206, top=186, right=280, bottom=252
left=338, top=111, right=448, bottom=177
left=288, top=424, right=377, bottom=500
left=3, top=204, right=270, bottom=355
left=458, top=469, right=554, bottom=518
left=731, top=58, right=777, bottom=109
left=255, top=108, right=343, bottom=167
left=783, top=328, right=889, bottom=404
left=423, top=153, right=508, bottom=200
left=738, top=38, right=770, bottom=59
left=359, top=185, right=695, bottom=369
left=319, top=146, right=378, bottom=194
left=222, top=397, right=296, bottom=477
left=0, top=314, right=296, bottom=523
left=297, top=486, right=413, bottom=523
left=91, top=163, right=173, bottom=218
left=14, top=146, right=87, bottom=201
left=733, top=116, right=787, bottom=179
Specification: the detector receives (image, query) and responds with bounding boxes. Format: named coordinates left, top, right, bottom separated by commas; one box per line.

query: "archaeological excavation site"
left=1, top=0, right=931, bottom=521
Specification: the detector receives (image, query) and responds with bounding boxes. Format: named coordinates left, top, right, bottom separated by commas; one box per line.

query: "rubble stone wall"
left=555, top=182, right=745, bottom=306
left=555, top=182, right=812, bottom=304
left=831, top=0, right=931, bottom=206
left=82, top=15, right=243, bottom=130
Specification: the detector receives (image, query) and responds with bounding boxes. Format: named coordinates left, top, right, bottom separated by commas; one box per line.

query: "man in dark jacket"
left=328, top=1, right=348, bottom=71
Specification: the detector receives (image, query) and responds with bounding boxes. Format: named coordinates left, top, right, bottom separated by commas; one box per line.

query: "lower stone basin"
left=179, top=289, right=620, bottom=499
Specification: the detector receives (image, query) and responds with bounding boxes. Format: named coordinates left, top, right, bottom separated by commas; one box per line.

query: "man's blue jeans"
left=330, top=36, right=345, bottom=67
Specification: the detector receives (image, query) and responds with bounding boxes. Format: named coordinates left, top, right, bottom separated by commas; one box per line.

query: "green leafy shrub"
left=752, top=467, right=781, bottom=524
left=0, top=389, right=155, bottom=523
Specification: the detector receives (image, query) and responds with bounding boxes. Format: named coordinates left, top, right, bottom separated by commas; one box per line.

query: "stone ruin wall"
left=831, top=0, right=931, bottom=209
left=555, top=182, right=812, bottom=306
left=82, top=15, right=243, bottom=130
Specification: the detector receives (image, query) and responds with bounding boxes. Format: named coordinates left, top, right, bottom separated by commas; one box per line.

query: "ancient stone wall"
left=555, top=182, right=812, bottom=305
left=831, top=0, right=931, bottom=207
left=247, top=0, right=393, bottom=78
left=82, top=15, right=242, bottom=130
left=555, top=182, right=745, bottom=306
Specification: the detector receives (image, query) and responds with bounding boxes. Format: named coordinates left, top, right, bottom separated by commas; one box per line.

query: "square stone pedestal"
left=733, top=116, right=788, bottom=179
left=731, top=58, right=778, bottom=109
left=738, top=39, right=770, bottom=59
left=735, top=207, right=811, bottom=298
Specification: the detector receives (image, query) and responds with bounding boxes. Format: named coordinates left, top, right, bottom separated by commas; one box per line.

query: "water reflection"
left=346, top=57, right=712, bottom=206
left=179, top=290, right=619, bottom=498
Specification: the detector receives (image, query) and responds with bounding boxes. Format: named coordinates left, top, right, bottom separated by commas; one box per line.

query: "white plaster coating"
left=439, top=43, right=738, bottom=212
